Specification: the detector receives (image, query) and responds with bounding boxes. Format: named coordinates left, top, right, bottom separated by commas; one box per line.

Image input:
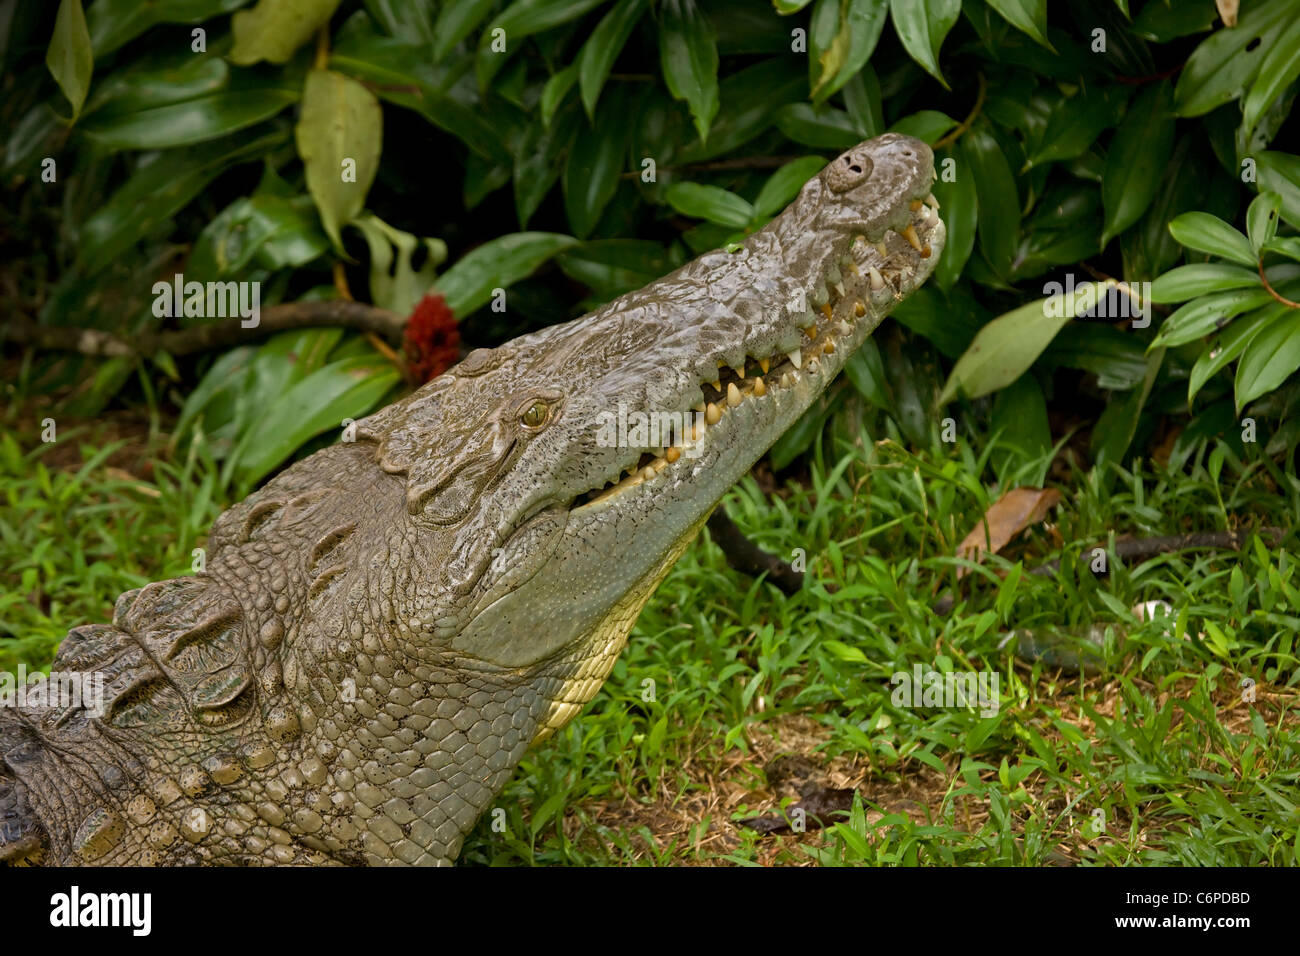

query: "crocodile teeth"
left=797, top=311, right=817, bottom=329
left=921, top=243, right=932, bottom=259
left=788, top=348, right=802, bottom=370
left=808, top=357, right=820, bottom=373
left=909, top=199, right=923, bottom=212
left=780, top=372, right=793, bottom=388
left=641, top=466, right=655, bottom=481
left=833, top=281, right=846, bottom=299
left=665, top=446, right=681, bottom=464
left=868, top=266, right=884, bottom=291
left=823, top=339, right=835, bottom=354
left=854, top=300, right=866, bottom=317
left=846, top=261, right=859, bottom=277
left=820, top=303, right=833, bottom=321
left=902, top=224, right=922, bottom=251
left=925, top=192, right=940, bottom=209
left=706, top=402, right=721, bottom=425
left=837, top=321, right=853, bottom=336
left=875, top=241, right=889, bottom=259
left=726, top=382, right=742, bottom=408
left=731, top=364, right=745, bottom=380
left=709, top=379, right=720, bottom=391
left=753, top=377, right=767, bottom=397
left=758, top=357, right=770, bottom=373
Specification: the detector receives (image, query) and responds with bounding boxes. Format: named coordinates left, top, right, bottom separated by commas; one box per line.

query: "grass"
left=3, top=395, right=1298, bottom=867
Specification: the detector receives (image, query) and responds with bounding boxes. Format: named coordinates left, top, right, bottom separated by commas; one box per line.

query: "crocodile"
left=1, top=134, right=943, bottom=866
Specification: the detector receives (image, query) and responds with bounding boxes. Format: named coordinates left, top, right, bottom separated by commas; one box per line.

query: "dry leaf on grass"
left=956, top=486, right=1062, bottom=579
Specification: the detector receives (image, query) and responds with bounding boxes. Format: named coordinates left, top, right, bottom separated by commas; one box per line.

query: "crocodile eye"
left=520, top=401, right=549, bottom=428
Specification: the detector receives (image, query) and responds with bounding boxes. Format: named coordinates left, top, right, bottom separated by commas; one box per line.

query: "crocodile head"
left=362, top=134, right=943, bottom=724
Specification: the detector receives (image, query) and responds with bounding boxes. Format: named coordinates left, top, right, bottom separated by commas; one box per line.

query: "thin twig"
left=3, top=300, right=408, bottom=358
left=1259, top=260, right=1300, bottom=308
left=933, top=73, right=987, bottom=150
left=706, top=506, right=804, bottom=596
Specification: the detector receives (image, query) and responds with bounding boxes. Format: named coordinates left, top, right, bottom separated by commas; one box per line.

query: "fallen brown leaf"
left=956, top=486, right=1062, bottom=579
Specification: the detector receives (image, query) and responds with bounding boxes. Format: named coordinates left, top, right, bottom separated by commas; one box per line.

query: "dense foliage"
left=5, top=0, right=1300, bottom=491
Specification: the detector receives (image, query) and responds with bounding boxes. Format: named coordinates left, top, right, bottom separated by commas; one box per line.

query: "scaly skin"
left=1, top=135, right=944, bottom=866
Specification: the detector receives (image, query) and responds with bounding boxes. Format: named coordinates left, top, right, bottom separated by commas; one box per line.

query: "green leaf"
left=1241, top=17, right=1300, bottom=137
left=516, top=103, right=580, bottom=226
left=234, top=356, right=400, bottom=491
left=665, top=182, right=754, bottom=228
left=434, top=232, right=578, bottom=316
left=563, top=89, right=630, bottom=238
left=813, top=0, right=889, bottom=106
left=1257, top=151, right=1300, bottom=229
left=1236, top=309, right=1300, bottom=408
left=230, top=0, right=343, bottom=65
left=775, top=102, right=860, bottom=149
left=81, top=87, right=298, bottom=149
left=752, top=156, right=825, bottom=219
left=1101, top=81, right=1174, bottom=245
left=888, top=0, right=960, bottom=89
left=1174, top=0, right=1293, bottom=117
left=1150, top=264, right=1260, bottom=303
left=1093, top=347, right=1163, bottom=467
left=46, top=0, right=93, bottom=120
left=578, top=0, right=647, bottom=120
left=660, top=0, right=720, bottom=143
left=86, top=0, right=247, bottom=57
left=963, top=124, right=1020, bottom=280
left=1246, top=191, right=1282, bottom=255
left=985, top=0, right=1051, bottom=49
left=931, top=147, right=976, bottom=290
left=540, top=61, right=580, bottom=126
left=189, top=193, right=328, bottom=279
left=887, top=109, right=956, bottom=144
left=350, top=212, right=448, bottom=316
left=556, top=239, right=684, bottom=297
left=1131, top=0, right=1218, bottom=42
left=1263, top=236, right=1300, bottom=261
left=1167, top=212, right=1256, bottom=267
left=80, top=124, right=290, bottom=273
left=843, top=338, right=889, bottom=407
left=476, top=0, right=607, bottom=89
left=1188, top=305, right=1278, bottom=404
left=673, top=58, right=805, bottom=164
left=1025, top=87, right=1121, bottom=169
left=1151, top=288, right=1274, bottom=348
left=432, top=0, right=496, bottom=61
left=939, top=282, right=1108, bottom=403
left=294, top=68, right=382, bottom=253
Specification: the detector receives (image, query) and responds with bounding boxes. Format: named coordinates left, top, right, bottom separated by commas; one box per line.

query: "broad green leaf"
left=1236, top=309, right=1300, bottom=408
left=674, top=57, right=805, bottom=164
left=931, top=147, right=976, bottom=290
left=476, top=0, right=607, bottom=89
left=81, top=87, right=298, bottom=149
left=1188, top=306, right=1278, bottom=404
left=351, top=212, right=448, bottom=316
left=578, top=0, right=648, bottom=119
left=776, top=102, right=860, bottom=149
left=985, top=0, right=1051, bottom=49
left=1174, top=0, right=1293, bottom=116
left=230, top=0, right=342, bottom=65
left=752, top=156, right=825, bottom=219
left=1167, top=211, right=1256, bottom=266
left=1149, top=264, right=1260, bottom=302
left=1151, top=288, right=1274, bottom=348
left=1026, top=87, right=1121, bottom=169
left=887, top=110, right=956, bottom=144
left=1246, top=191, right=1281, bottom=255
left=1101, top=81, right=1174, bottom=245
left=939, top=282, right=1108, bottom=403
left=540, top=61, right=580, bottom=126
left=665, top=182, right=754, bottom=228
left=234, top=356, right=400, bottom=490
left=1131, top=0, right=1218, bottom=42
left=189, top=193, right=328, bottom=279
left=1241, top=17, right=1300, bottom=137
left=174, top=345, right=259, bottom=444
left=1257, top=151, right=1300, bottom=229
left=773, top=0, right=815, bottom=12
left=516, top=102, right=580, bottom=226
left=432, top=0, right=496, bottom=61
left=80, top=124, right=289, bottom=273
left=294, top=68, right=382, bottom=253
left=1093, top=347, right=1163, bottom=467
left=888, top=0, right=960, bottom=89
left=556, top=239, right=684, bottom=297
left=563, top=88, right=630, bottom=237
left=660, top=0, right=720, bottom=143
left=963, top=124, right=1019, bottom=279
left=363, top=0, right=435, bottom=41
left=86, top=0, right=248, bottom=57
left=434, top=232, right=578, bottom=316
left=1263, top=236, right=1300, bottom=261
left=46, top=0, right=93, bottom=120
left=843, top=338, right=889, bottom=407
left=990, top=373, right=1050, bottom=485
left=813, top=0, right=888, bottom=106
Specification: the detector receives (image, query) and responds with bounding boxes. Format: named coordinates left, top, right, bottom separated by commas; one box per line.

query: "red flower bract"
left=402, top=293, right=460, bottom=384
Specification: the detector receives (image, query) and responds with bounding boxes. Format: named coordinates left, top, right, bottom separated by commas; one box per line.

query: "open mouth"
left=569, top=188, right=942, bottom=512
